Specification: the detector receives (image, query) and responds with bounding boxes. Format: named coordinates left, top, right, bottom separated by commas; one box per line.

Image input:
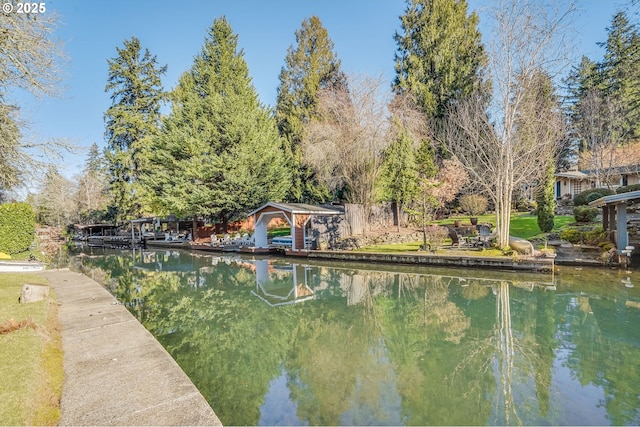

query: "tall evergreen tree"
left=599, top=10, right=640, bottom=140
left=393, top=0, right=487, bottom=120
left=379, top=126, right=419, bottom=231
left=563, top=56, right=603, bottom=166
left=275, top=16, right=346, bottom=202
left=148, top=17, right=290, bottom=232
left=104, top=36, right=166, bottom=221
left=536, top=161, right=556, bottom=233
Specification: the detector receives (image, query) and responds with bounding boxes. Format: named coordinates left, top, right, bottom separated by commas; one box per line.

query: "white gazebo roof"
left=248, top=202, right=342, bottom=217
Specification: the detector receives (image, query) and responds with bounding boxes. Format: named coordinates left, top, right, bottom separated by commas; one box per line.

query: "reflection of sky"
left=259, top=369, right=307, bottom=426
left=489, top=348, right=610, bottom=426
left=552, top=349, right=609, bottom=426
left=257, top=341, right=404, bottom=426
left=340, top=340, right=404, bottom=426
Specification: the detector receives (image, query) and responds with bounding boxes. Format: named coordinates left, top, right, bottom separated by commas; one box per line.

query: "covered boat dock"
left=247, top=202, right=342, bottom=251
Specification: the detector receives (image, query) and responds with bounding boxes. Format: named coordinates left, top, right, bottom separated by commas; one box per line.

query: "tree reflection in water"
left=69, top=248, right=640, bottom=426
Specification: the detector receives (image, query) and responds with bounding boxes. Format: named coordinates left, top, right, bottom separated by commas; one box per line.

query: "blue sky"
left=10, top=0, right=633, bottom=179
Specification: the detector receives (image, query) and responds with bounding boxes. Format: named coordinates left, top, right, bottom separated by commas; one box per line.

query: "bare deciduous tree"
left=34, top=166, right=77, bottom=227
left=303, top=74, right=390, bottom=231
left=0, top=3, right=70, bottom=199
left=576, top=90, right=630, bottom=188
left=0, top=1, right=65, bottom=97
left=443, top=0, right=574, bottom=247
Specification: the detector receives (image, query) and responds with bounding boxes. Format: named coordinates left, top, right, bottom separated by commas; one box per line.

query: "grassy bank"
left=358, top=213, right=575, bottom=253
left=0, top=273, right=63, bottom=426
left=434, top=213, right=575, bottom=240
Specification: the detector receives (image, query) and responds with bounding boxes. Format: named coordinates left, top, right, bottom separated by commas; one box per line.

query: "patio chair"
left=239, top=233, right=252, bottom=246
left=448, top=228, right=467, bottom=248
left=475, top=224, right=496, bottom=248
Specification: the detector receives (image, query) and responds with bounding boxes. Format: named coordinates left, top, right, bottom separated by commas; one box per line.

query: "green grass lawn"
left=508, top=214, right=575, bottom=239
left=267, top=226, right=291, bottom=238
left=435, top=212, right=575, bottom=239
left=0, top=273, right=62, bottom=426
left=358, top=213, right=575, bottom=253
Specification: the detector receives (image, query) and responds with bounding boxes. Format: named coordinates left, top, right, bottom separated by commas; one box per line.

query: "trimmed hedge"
left=573, top=205, right=598, bottom=223
left=573, top=188, right=615, bottom=206
left=616, top=184, right=640, bottom=194
left=0, top=202, right=36, bottom=254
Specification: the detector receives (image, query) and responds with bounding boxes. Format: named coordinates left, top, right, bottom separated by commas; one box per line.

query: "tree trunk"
left=192, top=216, right=198, bottom=241
left=422, top=224, right=428, bottom=251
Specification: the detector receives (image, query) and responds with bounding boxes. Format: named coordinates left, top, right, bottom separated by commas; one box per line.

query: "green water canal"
left=69, top=247, right=640, bottom=426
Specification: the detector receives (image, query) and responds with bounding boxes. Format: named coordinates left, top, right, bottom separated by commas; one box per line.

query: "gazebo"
left=247, top=202, right=342, bottom=251
left=589, top=190, right=640, bottom=252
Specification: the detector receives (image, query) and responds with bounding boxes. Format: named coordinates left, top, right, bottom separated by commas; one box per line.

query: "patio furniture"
left=448, top=228, right=468, bottom=248
left=474, top=224, right=496, bottom=248
left=239, top=233, right=255, bottom=246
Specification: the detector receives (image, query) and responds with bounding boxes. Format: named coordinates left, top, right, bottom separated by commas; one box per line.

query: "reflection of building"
left=251, top=260, right=315, bottom=306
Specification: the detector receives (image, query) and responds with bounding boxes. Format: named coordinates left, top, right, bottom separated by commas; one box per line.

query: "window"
left=574, top=182, right=581, bottom=194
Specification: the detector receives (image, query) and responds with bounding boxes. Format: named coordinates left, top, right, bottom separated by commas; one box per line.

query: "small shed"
left=247, top=202, right=342, bottom=251
left=589, top=190, right=640, bottom=252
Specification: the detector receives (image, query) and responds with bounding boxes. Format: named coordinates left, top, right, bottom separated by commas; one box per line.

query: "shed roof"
left=247, top=202, right=342, bottom=217
left=588, top=190, right=640, bottom=208
left=73, top=223, right=118, bottom=230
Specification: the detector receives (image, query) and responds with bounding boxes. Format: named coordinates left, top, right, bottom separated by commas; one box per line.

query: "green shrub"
left=616, top=184, right=640, bottom=194
left=584, top=229, right=608, bottom=245
left=0, top=202, right=36, bottom=254
left=573, top=205, right=598, bottom=223
left=572, top=188, right=615, bottom=206
left=513, top=195, right=535, bottom=212
left=560, top=227, right=608, bottom=246
left=599, top=241, right=614, bottom=251
left=560, top=229, right=582, bottom=243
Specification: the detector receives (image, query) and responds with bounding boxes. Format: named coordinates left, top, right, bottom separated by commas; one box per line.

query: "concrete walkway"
left=40, top=269, right=222, bottom=426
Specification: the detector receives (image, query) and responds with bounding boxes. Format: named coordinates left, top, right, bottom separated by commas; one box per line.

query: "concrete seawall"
left=40, top=269, right=221, bottom=426
left=291, top=250, right=556, bottom=272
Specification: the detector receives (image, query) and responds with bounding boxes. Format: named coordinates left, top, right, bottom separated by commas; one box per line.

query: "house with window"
left=555, top=164, right=640, bottom=199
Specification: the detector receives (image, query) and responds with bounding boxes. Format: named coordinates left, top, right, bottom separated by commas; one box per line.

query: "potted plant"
left=459, top=194, right=488, bottom=226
